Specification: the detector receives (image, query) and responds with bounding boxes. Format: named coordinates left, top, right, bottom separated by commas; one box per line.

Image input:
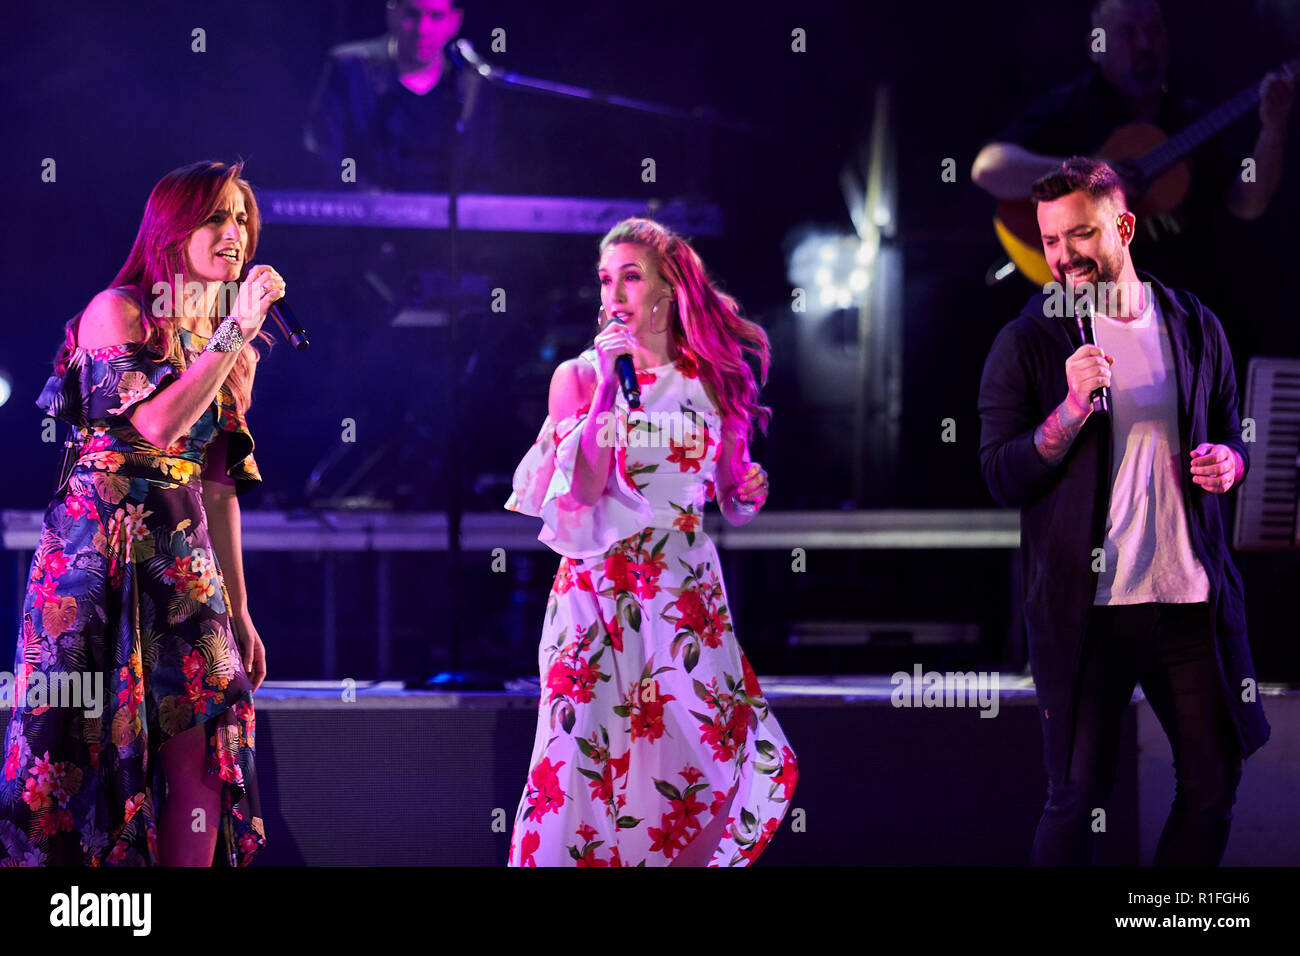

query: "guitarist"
left=971, top=0, right=1293, bottom=290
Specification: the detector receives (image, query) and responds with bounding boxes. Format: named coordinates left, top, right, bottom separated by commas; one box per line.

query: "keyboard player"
left=304, top=0, right=500, bottom=191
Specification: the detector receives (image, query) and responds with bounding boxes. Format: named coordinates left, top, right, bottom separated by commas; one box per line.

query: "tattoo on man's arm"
left=1033, top=402, right=1087, bottom=467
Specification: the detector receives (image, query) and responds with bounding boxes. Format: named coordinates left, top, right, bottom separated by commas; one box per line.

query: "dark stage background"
left=1, top=0, right=1297, bottom=685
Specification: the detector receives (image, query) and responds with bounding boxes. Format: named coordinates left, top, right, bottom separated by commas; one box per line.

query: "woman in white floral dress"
left=505, top=218, right=798, bottom=866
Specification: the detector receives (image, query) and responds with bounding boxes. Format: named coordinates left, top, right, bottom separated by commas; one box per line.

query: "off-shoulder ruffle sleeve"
left=36, top=344, right=178, bottom=428
left=213, top=386, right=262, bottom=496
left=505, top=402, right=654, bottom=559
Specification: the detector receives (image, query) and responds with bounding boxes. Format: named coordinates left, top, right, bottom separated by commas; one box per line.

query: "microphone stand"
left=450, top=38, right=771, bottom=135
left=409, top=49, right=502, bottom=692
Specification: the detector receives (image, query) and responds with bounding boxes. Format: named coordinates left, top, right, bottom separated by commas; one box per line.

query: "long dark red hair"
left=55, top=160, right=271, bottom=413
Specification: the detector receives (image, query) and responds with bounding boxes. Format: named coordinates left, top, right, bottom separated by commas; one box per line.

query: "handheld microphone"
left=1075, top=297, right=1109, bottom=415
left=604, top=314, right=641, bottom=409
left=615, top=354, right=641, bottom=409
left=269, top=298, right=310, bottom=351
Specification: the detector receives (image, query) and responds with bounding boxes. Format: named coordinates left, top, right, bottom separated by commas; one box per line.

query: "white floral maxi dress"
left=504, top=348, right=798, bottom=866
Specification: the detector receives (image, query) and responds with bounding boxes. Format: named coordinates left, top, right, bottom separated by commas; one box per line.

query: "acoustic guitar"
left=993, top=57, right=1298, bottom=286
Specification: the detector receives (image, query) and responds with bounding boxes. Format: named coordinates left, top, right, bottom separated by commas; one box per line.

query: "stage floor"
left=5, top=676, right=1296, bottom=864
left=254, top=672, right=1048, bottom=706
left=246, top=676, right=1300, bottom=865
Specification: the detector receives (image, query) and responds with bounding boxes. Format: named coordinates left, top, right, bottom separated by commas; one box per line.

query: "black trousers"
left=1032, top=601, right=1243, bottom=866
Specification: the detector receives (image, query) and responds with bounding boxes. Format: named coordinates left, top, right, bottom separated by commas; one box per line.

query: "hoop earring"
left=650, top=305, right=666, bottom=334
left=651, top=296, right=673, bottom=335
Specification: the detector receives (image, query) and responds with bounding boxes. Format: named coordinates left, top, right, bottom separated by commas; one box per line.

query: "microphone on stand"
left=448, top=38, right=493, bottom=79
left=1075, top=296, right=1108, bottom=415
left=446, top=39, right=485, bottom=132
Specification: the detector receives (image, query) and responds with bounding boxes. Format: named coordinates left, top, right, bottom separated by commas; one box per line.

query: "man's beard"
left=1059, top=253, right=1120, bottom=288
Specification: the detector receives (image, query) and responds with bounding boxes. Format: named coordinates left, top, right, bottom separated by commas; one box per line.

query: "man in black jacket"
left=978, top=156, right=1269, bottom=866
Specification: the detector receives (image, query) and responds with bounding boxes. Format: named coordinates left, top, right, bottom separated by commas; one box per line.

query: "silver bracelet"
left=204, top=317, right=244, bottom=353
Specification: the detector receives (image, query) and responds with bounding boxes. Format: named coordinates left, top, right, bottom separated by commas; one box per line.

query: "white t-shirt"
left=1092, top=296, right=1210, bottom=605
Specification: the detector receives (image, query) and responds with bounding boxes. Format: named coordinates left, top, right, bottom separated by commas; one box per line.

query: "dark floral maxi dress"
left=505, top=348, right=798, bottom=866
left=0, top=327, right=265, bottom=866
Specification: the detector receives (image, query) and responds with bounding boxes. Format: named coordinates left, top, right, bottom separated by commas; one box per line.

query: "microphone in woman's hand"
left=606, top=314, right=641, bottom=408
left=268, top=297, right=310, bottom=351
left=615, top=354, right=640, bottom=408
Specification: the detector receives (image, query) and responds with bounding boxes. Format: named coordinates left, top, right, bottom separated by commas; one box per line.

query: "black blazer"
left=978, top=271, right=1269, bottom=779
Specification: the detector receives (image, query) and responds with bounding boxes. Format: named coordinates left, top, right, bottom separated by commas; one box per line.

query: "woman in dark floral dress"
left=0, top=160, right=285, bottom=866
left=505, top=218, right=798, bottom=866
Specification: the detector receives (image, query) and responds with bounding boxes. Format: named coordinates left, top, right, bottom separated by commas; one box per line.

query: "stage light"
left=0, top=370, right=11, bottom=408
left=788, top=232, right=875, bottom=318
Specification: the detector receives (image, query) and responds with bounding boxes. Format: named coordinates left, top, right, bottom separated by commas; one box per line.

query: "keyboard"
left=1233, top=356, right=1300, bottom=550
left=258, top=190, right=723, bottom=235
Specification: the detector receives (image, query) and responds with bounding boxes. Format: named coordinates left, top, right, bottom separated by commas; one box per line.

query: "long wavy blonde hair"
left=54, top=160, right=272, bottom=413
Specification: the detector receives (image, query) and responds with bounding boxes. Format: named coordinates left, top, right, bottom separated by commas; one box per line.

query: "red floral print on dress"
left=525, top=756, right=567, bottom=821
left=506, top=348, right=795, bottom=866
